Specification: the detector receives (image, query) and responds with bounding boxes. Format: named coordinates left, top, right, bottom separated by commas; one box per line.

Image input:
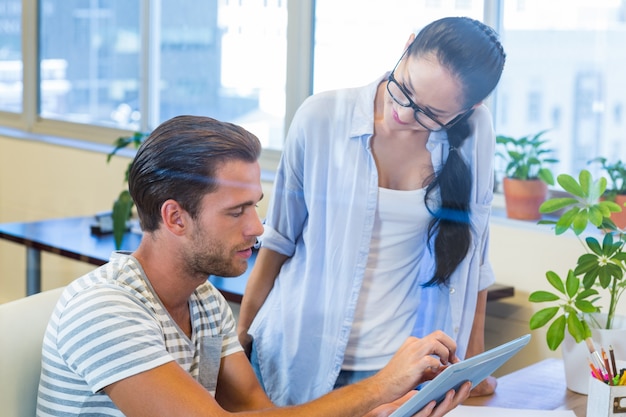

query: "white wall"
left=2, top=133, right=624, bottom=374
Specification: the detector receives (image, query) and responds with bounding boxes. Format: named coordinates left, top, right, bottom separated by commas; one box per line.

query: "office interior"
left=2, top=0, right=626, bottom=378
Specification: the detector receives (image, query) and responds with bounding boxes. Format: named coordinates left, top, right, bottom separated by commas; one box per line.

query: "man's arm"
left=215, top=351, right=274, bottom=411
left=104, top=332, right=470, bottom=417
left=465, top=289, right=497, bottom=397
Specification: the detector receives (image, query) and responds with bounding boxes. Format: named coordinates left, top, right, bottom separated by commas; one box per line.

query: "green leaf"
left=529, top=291, right=561, bottom=302
left=574, top=299, right=599, bottom=313
left=603, top=201, right=622, bottom=213
left=578, top=170, right=592, bottom=196
left=572, top=210, right=590, bottom=235
left=539, top=198, right=579, bottom=214
left=538, top=168, right=555, bottom=185
left=585, top=237, right=602, bottom=255
left=567, top=313, right=586, bottom=343
left=565, top=270, right=580, bottom=298
left=546, top=315, right=566, bottom=351
left=529, top=307, right=559, bottom=329
left=575, top=288, right=599, bottom=300
left=545, top=270, right=566, bottom=294
left=558, top=174, right=585, bottom=197
left=555, top=208, right=580, bottom=235
left=112, top=190, right=133, bottom=250
left=588, top=206, right=604, bottom=226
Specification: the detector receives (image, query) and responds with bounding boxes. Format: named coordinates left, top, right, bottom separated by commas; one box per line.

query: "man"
left=36, top=115, right=470, bottom=416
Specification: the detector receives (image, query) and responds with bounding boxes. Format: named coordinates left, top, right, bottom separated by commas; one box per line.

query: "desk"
left=464, top=358, right=587, bottom=416
left=0, top=216, right=515, bottom=302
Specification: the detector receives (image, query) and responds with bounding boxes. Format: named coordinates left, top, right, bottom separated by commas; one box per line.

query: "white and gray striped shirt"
left=36, top=252, right=242, bottom=416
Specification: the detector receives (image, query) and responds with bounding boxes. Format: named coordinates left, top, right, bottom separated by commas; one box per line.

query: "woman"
left=238, top=16, right=506, bottom=406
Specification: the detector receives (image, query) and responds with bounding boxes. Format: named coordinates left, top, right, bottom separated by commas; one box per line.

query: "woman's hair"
left=129, top=115, right=261, bottom=232
left=409, top=17, right=506, bottom=286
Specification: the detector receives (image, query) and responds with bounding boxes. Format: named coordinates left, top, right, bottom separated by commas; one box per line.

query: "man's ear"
left=161, top=199, right=186, bottom=235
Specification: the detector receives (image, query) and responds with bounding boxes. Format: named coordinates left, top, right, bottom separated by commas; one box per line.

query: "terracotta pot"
left=502, top=177, right=548, bottom=220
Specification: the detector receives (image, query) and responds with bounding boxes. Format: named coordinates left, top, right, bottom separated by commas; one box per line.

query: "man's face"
left=183, top=159, right=264, bottom=279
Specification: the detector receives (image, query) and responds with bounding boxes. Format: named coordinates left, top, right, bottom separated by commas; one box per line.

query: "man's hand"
left=369, top=331, right=460, bottom=404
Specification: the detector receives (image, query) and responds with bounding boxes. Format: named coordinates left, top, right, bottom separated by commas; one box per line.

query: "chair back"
left=0, top=287, right=64, bottom=417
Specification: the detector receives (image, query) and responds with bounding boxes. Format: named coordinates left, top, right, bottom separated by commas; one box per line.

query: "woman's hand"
left=364, top=381, right=472, bottom=417
left=468, top=375, right=496, bottom=397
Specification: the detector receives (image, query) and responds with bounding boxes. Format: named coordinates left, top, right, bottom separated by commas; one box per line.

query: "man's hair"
left=128, top=115, right=262, bottom=232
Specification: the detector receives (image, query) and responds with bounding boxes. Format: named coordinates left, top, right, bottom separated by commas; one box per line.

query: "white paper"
left=447, top=405, right=577, bottom=417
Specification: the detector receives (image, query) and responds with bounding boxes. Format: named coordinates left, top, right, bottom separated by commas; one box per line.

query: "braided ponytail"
left=410, top=17, right=505, bottom=286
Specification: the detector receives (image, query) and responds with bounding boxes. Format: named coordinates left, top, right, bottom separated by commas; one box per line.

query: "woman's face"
left=384, top=52, right=468, bottom=133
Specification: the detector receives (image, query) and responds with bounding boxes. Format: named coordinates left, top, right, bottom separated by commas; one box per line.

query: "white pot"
left=561, top=315, right=626, bottom=394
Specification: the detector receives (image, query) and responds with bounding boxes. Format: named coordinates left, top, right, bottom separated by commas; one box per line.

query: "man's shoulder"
left=61, top=255, right=150, bottom=310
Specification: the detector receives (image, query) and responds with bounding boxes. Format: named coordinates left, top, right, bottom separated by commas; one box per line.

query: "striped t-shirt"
left=36, top=252, right=242, bottom=416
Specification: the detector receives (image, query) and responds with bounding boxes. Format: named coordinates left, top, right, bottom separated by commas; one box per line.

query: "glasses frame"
left=386, top=49, right=473, bottom=132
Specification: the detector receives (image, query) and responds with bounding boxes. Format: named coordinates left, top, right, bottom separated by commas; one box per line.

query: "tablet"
left=389, top=334, right=531, bottom=417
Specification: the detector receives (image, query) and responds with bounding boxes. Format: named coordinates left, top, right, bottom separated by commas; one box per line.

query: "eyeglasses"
left=386, top=50, right=472, bottom=132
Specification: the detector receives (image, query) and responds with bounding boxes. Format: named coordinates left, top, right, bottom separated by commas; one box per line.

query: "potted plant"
left=588, top=156, right=626, bottom=229
left=496, top=130, right=559, bottom=220
left=528, top=169, right=626, bottom=393
left=106, top=131, right=149, bottom=249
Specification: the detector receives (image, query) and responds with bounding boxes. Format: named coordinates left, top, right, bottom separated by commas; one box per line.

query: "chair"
left=0, top=287, right=64, bottom=417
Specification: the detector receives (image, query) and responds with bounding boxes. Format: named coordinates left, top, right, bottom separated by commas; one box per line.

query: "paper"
left=447, top=405, right=576, bottom=417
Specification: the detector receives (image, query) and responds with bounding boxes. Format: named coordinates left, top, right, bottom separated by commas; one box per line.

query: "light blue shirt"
left=249, top=75, right=496, bottom=405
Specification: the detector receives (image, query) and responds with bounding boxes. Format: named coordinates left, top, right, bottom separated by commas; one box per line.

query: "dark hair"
left=128, top=115, right=261, bottom=232
left=409, top=17, right=506, bottom=286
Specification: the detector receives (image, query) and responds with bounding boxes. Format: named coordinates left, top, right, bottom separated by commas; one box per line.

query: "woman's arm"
left=237, top=247, right=289, bottom=353
left=465, top=288, right=497, bottom=396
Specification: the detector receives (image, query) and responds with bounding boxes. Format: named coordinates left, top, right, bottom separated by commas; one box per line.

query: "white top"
left=343, top=187, right=430, bottom=370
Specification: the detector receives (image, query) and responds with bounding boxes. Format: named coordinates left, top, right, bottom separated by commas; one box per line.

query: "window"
left=312, top=0, right=484, bottom=94
left=2, top=1, right=626, bottom=178
left=3, top=0, right=287, bottom=151
left=0, top=0, right=21, bottom=113
left=39, top=1, right=140, bottom=128
left=495, top=0, right=626, bottom=179
left=527, top=91, right=542, bottom=123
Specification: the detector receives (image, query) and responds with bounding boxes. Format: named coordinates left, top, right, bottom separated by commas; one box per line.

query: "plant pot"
left=502, top=177, right=548, bottom=220
left=561, top=315, right=626, bottom=394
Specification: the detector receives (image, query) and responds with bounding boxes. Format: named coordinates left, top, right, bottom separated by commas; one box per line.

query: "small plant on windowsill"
left=496, top=129, right=558, bottom=220
left=107, top=131, right=149, bottom=249
left=528, top=169, right=626, bottom=351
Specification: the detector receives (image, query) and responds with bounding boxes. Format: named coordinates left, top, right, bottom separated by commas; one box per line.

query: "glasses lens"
left=387, top=77, right=447, bottom=131
left=415, top=112, right=442, bottom=131
left=387, top=80, right=411, bottom=106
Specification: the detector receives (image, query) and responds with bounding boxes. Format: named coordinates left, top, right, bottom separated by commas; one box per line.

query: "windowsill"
left=0, top=125, right=134, bottom=157
left=0, top=125, right=278, bottom=182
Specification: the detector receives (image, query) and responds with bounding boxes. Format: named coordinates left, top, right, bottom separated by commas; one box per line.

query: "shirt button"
left=454, top=326, right=459, bottom=334
left=449, top=287, right=455, bottom=294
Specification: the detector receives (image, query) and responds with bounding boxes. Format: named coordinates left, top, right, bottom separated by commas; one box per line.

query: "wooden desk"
left=0, top=216, right=514, bottom=302
left=464, top=358, right=587, bottom=416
